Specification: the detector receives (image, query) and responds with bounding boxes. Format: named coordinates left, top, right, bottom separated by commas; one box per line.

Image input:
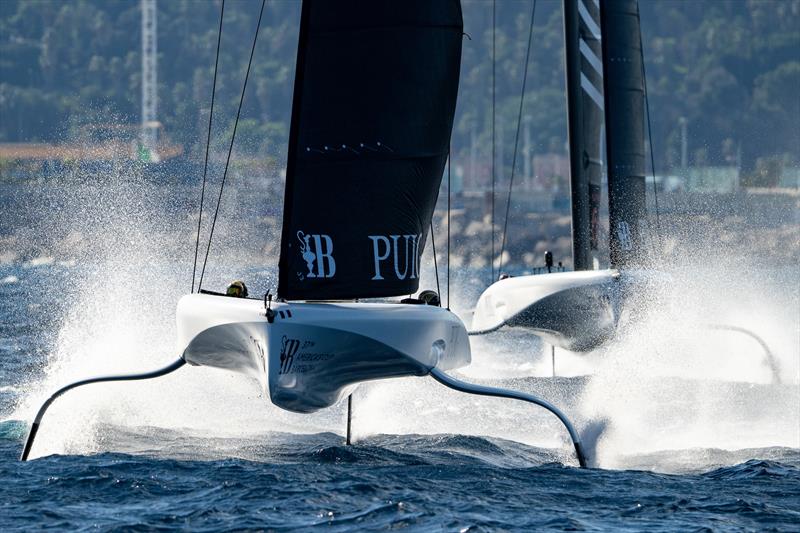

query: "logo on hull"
left=279, top=335, right=301, bottom=375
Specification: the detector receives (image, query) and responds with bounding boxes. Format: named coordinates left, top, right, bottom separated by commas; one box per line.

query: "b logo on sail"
left=368, top=234, right=421, bottom=281
left=297, top=231, right=336, bottom=279
left=616, top=221, right=633, bottom=251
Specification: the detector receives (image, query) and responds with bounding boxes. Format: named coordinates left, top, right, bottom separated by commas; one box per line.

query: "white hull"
left=177, top=294, right=471, bottom=413
left=471, top=270, right=620, bottom=351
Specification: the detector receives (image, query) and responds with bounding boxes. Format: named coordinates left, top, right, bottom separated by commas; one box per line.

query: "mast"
left=140, top=0, right=158, bottom=162
left=601, top=0, right=646, bottom=268
left=563, top=0, right=604, bottom=271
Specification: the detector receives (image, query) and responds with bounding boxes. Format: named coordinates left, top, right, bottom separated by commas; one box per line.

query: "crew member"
left=226, top=280, right=248, bottom=298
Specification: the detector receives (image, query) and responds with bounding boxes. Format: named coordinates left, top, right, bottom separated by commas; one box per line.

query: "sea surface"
left=1, top=263, right=799, bottom=531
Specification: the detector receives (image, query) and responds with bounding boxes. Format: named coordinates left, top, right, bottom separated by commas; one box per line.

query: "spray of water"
left=577, top=253, right=799, bottom=469
left=8, top=155, right=799, bottom=469
left=9, top=162, right=341, bottom=459
left=354, top=237, right=799, bottom=470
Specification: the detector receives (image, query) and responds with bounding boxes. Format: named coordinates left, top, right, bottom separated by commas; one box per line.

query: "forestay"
left=278, top=0, right=463, bottom=300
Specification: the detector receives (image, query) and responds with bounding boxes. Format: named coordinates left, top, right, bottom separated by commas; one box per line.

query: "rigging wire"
left=198, top=0, right=266, bottom=291
left=447, top=146, right=451, bottom=310
left=637, top=8, right=664, bottom=257
left=498, top=0, right=537, bottom=274
left=430, top=220, right=442, bottom=303
left=490, top=0, right=496, bottom=284
left=192, top=0, right=225, bottom=294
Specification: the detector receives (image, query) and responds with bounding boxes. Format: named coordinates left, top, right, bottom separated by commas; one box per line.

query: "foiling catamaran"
left=469, top=0, right=781, bottom=386
left=22, top=0, right=588, bottom=466
left=471, top=0, right=649, bottom=353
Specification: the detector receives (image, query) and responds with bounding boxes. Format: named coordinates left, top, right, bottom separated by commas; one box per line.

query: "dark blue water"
left=2, top=264, right=799, bottom=531
left=2, top=428, right=799, bottom=531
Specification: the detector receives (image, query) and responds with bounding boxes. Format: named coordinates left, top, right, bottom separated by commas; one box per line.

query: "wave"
left=4, top=419, right=798, bottom=475
left=3, top=426, right=799, bottom=531
left=703, top=458, right=800, bottom=481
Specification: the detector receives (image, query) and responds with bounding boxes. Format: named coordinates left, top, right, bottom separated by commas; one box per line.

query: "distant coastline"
left=1, top=181, right=797, bottom=273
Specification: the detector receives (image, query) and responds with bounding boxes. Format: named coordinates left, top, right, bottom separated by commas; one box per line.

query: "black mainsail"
left=601, top=0, right=646, bottom=268
left=278, top=0, right=463, bottom=300
left=563, top=0, right=605, bottom=270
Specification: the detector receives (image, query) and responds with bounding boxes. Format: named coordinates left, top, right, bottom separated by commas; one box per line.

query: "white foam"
left=24, top=257, right=55, bottom=268
left=11, top=169, right=799, bottom=468
left=576, top=263, right=800, bottom=469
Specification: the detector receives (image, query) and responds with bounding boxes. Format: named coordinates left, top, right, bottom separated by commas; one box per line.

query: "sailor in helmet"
left=226, top=280, right=248, bottom=298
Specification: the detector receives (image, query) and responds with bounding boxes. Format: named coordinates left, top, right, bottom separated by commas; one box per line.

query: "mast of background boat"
left=563, top=0, right=604, bottom=271
left=599, top=2, right=782, bottom=383
left=601, top=0, right=646, bottom=268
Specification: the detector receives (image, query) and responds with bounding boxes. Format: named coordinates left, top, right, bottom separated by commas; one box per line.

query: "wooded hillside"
left=1, top=0, right=798, bottom=179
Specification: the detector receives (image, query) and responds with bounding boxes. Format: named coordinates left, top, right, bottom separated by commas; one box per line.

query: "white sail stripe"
left=580, top=38, right=603, bottom=76
left=591, top=0, right=599, bottom=9
left=578, top=0, right=602, bottom=40
left=581, top=73, right=605, bottom=110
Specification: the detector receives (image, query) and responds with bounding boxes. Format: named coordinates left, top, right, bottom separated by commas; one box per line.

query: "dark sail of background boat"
left=564, top=0, right=605, bottom=270
left=602, top=0, right=648, bottom=268
left=278, top=0, right=463, bottom=300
